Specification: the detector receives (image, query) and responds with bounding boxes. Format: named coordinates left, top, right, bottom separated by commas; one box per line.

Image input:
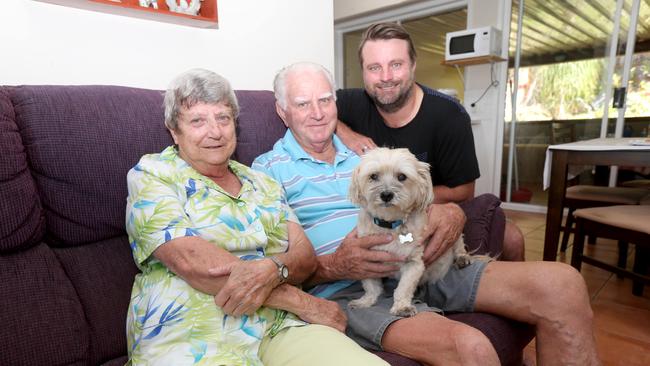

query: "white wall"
left=334, top=0, right=418, bottom=21
left=464, top=0, right=509, bottom=197
left=0, top=0, right=334, bottom=90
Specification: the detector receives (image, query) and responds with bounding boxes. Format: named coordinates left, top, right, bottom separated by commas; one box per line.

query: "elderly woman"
left=125, top=69, right=387, bottom=366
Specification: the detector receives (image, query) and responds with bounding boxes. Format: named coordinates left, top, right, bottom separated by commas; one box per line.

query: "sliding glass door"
left=503, top=0, right=650, bottom=207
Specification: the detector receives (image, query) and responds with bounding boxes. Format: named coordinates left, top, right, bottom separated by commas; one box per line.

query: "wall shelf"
left=442, top=55, right=506, bottom=67
left=35, top=0, right=218, bottom=29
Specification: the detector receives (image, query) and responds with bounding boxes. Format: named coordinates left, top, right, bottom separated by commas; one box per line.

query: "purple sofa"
left=0, top=85, right=533, bottom=366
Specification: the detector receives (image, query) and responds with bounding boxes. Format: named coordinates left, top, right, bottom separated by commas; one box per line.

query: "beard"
left=366, top=76, right=415, bottom=113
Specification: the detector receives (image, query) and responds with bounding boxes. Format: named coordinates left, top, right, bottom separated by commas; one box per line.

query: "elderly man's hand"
left=422, top=203, right=466, bottom=266
left=296, top=295, right=348, bottom=332
left=329, top=228, right=401, bottom=280
left=210, top=259, right=278, bottom=316
left=337, top=125, right=377, bottom=156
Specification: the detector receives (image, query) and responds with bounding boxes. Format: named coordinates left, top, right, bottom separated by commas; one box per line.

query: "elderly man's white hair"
left=273, top=62, right=337, bottom=110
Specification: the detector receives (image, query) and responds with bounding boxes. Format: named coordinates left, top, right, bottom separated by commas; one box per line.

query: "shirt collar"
left=167, top=145, right=257, bottom=197
left=281, top=130, right=355, bottom=164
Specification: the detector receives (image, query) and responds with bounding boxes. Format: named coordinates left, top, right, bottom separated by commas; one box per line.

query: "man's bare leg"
left=475, top=261, right=600, bottom=365
left=501, top=221, right=525, bottom=261
left=381, top=312, right=499, bottom=366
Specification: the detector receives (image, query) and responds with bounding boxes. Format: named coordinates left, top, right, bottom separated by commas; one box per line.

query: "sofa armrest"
left=458, top=193, right=505, bottom=258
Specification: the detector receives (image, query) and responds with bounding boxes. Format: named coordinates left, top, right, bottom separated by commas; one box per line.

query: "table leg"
left=543, top=150, right=568, bottom=261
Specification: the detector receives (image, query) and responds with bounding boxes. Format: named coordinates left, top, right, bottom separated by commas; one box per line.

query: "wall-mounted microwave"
left=445, top=26, right=501, bottom=62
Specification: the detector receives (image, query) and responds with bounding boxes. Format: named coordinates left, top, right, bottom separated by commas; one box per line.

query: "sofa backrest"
left=0, top=85, right=286, bottom=251
left=0, top=86, right=45, bottom=252
left=0, top=85, right=286, bottom=365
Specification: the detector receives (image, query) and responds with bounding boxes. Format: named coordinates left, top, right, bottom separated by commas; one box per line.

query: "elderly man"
left=252, top=62, right=600, bottom=365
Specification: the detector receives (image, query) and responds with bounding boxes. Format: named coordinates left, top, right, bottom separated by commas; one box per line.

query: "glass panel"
left=342, top=9, right=467, bottom=100
left=343, top=31, right=364, bottom=88
left=619, top=0, right=650, bottom=182
left=502, top=0, right=648, bottom=205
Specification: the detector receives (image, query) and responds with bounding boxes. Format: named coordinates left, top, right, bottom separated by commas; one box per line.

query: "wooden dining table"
left=542, top=137, right=650, bottom=261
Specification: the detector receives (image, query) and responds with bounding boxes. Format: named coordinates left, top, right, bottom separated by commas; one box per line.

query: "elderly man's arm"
left=336, top=120, right=376, bottom=155
left=304, top=228, right=401, bottom=286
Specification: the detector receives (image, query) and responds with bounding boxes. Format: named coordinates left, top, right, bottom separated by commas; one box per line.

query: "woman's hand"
left=210, top=259, right=279, bottom=316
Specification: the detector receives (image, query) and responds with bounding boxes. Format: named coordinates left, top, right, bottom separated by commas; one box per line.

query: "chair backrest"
left=574, top=205, right=650, bottom=235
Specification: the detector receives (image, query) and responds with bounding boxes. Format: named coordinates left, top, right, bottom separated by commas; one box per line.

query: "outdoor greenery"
left=506, top=52, right=650, bottom=122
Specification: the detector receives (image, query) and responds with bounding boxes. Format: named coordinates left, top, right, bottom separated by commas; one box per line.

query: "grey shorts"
left=328, top=260, right=488, bottom=351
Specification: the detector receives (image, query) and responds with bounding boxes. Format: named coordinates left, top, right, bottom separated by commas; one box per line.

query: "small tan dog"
left=348, top=147, right=472, bottom=317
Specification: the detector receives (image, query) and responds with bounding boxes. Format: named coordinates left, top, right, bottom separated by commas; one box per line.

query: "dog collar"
left=373, top=217, right=403, bottom=229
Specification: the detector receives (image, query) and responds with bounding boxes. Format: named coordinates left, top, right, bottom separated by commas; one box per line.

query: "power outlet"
left=463, top=89, right=480, bottom=123
left=463, top=89, right=481, bottom=113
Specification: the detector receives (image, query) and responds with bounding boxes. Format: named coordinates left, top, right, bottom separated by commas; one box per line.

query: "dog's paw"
left=390, top=304, right=417, bottom=317
left=455, top=254, right=472, bottom=269
left=349, top=298, right=374, bottom=309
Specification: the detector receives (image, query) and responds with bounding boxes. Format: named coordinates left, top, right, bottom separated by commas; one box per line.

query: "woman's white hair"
left=273, top=62, right=337, bottom=110
left=164, top=68, right=240, bottom=130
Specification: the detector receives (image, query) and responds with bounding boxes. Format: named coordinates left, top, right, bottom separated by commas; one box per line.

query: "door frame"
left=333, top=0, right=468, bottom=88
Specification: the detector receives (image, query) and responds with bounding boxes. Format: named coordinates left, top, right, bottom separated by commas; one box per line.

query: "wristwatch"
left=269, top=256, right=289, bottom=283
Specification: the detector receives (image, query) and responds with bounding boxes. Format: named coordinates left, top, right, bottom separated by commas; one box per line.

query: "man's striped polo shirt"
left=252, top=129, right=360, bottom=298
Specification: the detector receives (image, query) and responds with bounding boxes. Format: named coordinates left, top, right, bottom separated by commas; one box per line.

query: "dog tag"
left=398, top=233, right=413, bottom=244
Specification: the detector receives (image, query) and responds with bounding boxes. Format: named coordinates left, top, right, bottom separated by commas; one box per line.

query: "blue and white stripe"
left=252, top=130, right=361, bottom=298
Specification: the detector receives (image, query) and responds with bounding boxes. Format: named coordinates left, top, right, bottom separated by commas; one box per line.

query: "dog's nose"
left=380, top=191, right=394, bottom=202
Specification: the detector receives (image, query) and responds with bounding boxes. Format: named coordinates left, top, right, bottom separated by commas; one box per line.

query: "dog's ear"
left=348, top=164, right=365, bottom=206
left=415, top=160, right=434, bottom=211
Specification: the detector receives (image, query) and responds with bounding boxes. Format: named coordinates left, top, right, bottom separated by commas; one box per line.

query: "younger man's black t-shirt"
left=336, top=87, right=480, bottom=188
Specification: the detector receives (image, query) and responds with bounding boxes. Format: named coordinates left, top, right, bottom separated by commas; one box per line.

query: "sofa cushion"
left=233, top=90, right=287, bottom=166
left=459, top=193, right=505, bottom=257
left=54, top=236, right=138, bottom=365
left=0, top=87, right=44, bottom=252
left=11, top=86, right=172, bottom=246
left=100, top=356, right=129, bottom=366
left=0, top=243, right=89, bottom=365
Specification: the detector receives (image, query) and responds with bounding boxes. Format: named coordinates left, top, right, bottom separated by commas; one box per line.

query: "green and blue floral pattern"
left=125, top=146, right=304, bottom=365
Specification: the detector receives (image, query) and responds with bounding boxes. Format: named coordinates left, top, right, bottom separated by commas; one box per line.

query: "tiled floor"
left=504, top=210, right=650, bottom=366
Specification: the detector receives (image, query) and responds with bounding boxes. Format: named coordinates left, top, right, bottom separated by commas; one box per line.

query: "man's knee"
left=383, top=314, right=498, bottom=365
left=532, top=263, right=592, bottom=319
left=502, top=221, right=525, bottom=261
left=447, top=323, right=498, bottom=364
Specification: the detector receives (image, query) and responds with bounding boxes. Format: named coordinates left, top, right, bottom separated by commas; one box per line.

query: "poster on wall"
left=32, top=0, right=219, bottom=28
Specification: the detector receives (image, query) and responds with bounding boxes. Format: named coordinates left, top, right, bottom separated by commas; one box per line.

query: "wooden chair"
left=559, top=186, right=649, bottom=252
left=571, top=205, right=650, bottom=296
left=641, top=193, right=650, bottom=205
left=621, top=179, right=650, bottom=189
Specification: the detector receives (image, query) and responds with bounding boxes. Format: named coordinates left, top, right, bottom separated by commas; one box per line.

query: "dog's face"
left=349, top=147, right=434, bottom=220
